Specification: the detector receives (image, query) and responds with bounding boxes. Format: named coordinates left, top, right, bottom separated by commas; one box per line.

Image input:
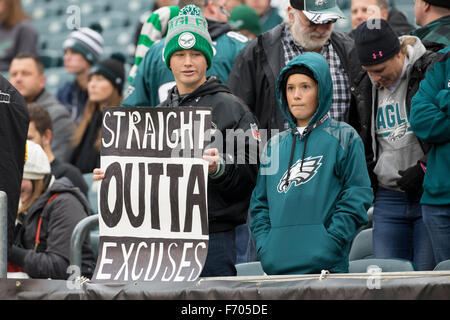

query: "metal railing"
left=69, top=214, right=99, bottom=271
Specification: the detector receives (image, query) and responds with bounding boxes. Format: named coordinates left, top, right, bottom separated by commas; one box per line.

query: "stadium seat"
left=83, top=173, right=99, bottom=214
left=433, top=259, right=450, bottom=271
left=235, top=261, right=265, bottom=276
left=349, top=228, right=373, bottom=261
left=44, top=67, right=73, bottom=96
left=348, top=258, right=415, bottom=273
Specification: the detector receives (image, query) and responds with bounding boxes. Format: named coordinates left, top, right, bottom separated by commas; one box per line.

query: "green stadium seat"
left=349, top=258, right=415, bottom=273
left=349, top=228, right=373, bottom=261
left=235, top=261, right=266, bottom=276
left=433, top=259, right=450, bottom=271
left=82, top=173, right=99, bottom=215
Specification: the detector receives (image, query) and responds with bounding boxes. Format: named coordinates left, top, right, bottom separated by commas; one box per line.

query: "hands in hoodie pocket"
left=258, top=223, right=343, bottom=275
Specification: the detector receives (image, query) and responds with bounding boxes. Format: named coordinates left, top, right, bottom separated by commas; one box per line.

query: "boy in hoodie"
left=100, top=5, right=258, bottom=277
left=250, top=52, right=372, bottom=275
left=353, top=19, right=436, bottom=270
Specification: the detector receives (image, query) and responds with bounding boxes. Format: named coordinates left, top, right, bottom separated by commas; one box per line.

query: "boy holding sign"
left=95, top=5, right=259, bottom=277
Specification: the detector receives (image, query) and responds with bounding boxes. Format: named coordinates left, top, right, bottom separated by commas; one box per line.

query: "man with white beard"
left=227, top=0, right=366, bottom=135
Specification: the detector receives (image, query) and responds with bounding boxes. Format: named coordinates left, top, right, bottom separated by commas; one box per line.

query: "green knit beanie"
left=163, top=5, right=214, bottom=70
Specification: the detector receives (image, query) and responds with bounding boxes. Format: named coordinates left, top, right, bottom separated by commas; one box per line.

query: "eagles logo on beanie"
left=163, top=5, right=214, bottom=69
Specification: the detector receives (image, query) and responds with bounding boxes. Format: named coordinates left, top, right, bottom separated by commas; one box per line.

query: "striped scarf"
left=128, top=6, right=180, bottom=84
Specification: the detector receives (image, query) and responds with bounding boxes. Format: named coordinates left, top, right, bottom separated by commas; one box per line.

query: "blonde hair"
left=400, top=37, right=418, bottom=58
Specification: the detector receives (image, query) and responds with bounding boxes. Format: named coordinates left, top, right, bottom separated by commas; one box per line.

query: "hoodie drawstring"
left=300, top=133, right=309, bottom=173
left=284, top=129, right=302, bottom=188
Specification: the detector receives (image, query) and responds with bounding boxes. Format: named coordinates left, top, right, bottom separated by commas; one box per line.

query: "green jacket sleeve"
left=410, top=50, right=450, bottom=144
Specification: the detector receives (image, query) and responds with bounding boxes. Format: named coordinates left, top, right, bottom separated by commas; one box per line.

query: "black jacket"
left=227, top=23, right=364, bottom=134
left=348, top=41, right=439, bottom=188
left=51, top=158, right=89, bottom=196
left=159, top=77, right=259, bottom=233
left=70, top=109, right=102, bottom=174
left=9, top=177, right=95, bottom=279
left=0, top=75, right=28, bottom=248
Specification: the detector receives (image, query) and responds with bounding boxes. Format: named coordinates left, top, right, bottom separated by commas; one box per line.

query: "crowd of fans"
left=0, top=0, right=449, bottom=279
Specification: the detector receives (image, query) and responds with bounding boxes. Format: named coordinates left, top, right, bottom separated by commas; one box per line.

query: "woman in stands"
left=8, top=140, right=94, bottom=279
left=0, top=0, right=38, bottom=71
left=70, top=54, right=125, bottom=174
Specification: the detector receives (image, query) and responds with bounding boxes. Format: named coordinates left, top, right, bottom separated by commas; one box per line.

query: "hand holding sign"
left=93, top=146, right=222, bottom=180
left=92, top=107, right=212, bottom=283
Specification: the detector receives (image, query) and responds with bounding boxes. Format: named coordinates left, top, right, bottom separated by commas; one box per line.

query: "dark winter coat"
left=0, top=75, right=28, bottom=247
left=9, top=177, right=95, bottom=279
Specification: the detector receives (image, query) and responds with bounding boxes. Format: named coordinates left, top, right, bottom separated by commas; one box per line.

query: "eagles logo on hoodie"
left=277, top=156, right=323, bottom=193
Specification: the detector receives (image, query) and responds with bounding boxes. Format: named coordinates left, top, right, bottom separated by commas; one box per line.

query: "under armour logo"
left=372, top=51, right=383, bottom=59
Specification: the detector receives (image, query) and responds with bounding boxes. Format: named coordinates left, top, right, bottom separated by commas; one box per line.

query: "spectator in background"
left=27, top=103, right=88, bottom=197
left=124, top=0, right=249, bottom=107
left=349, top=0, right=415, bottom=37
left=352, top=19, right=437, bottom=270
left=229, top=5, right=261, bottom=39
left=413, top=0, right=450, bottom=46
left=57, top=24, right=104, bottom=124
left=410, top=47, right=450, bottom=266
left=0, top=0, right=38, bottom=71
left=8, top=140, right=94, bottom=279
left=9, top=53, right=76, bottom=162
left=129, top=5, right=180, bottom=85
left=250, top=52, right=372, bottom=275
left=0, top=74, right=28, bottom=258
left=228, top=0, right=361, bottom=134
left=245, top=0, right=283, bottom=32
left=70, top=54, right=125, bottom=174
left=132, top=0, right=178, bottom=50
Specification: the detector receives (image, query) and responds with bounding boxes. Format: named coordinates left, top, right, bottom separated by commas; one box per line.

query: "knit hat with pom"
left=163, top=5, right=214, bottom=69
left=63, top=23, right=104, bottom=65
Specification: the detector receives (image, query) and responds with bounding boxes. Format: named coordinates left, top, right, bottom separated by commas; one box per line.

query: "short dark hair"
left=27, top=103, right=53, bottom=134
left=12, top=53, right=45, bottom=74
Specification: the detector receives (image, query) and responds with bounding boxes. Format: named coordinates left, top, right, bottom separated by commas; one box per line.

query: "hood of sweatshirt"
left=164, top=76, right=231, bottom=107
left=275, top=52, right=333, bottom=132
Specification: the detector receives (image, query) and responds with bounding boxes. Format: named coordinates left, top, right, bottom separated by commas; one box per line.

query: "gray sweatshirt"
left=0, top=20, right=38, bottom=71
left=371, top=36, right=426, bottom=191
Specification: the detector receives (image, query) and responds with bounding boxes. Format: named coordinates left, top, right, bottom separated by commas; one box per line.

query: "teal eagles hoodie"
left=249, top=52, right=373, bottom=275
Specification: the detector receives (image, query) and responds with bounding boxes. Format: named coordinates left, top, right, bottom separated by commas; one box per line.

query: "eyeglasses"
left=305, top=18, right=336, bottom=28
